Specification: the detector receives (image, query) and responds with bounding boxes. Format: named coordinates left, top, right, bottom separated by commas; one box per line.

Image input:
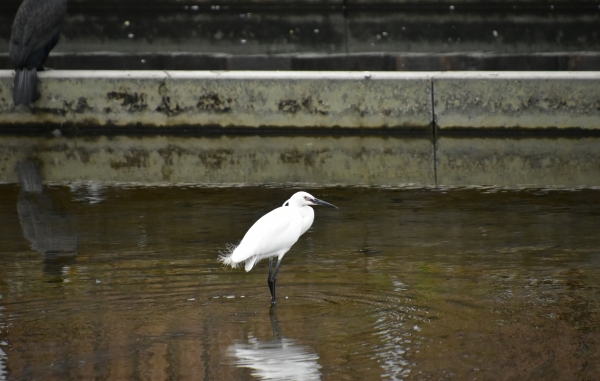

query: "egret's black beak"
left=313, top=198, right=338, bottom=209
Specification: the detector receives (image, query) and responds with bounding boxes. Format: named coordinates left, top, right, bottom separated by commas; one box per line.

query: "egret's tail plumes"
left=13, top=68, right=37, bottom=106
left=218, top=243, right=241, bottom=269
left=219, top=243, right=261, bottom=272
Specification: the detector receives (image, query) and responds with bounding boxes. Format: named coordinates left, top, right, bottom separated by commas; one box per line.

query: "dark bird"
left=9, top=0, right=67, bottom=106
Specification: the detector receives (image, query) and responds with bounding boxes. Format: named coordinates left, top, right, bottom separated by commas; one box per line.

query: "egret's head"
left=289, top=191, right=338, bottom=209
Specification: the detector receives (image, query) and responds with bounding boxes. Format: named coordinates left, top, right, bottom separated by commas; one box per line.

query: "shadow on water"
left=15, top=161, right=78, bottom=280
left=0, top=185, right=599, bottom=380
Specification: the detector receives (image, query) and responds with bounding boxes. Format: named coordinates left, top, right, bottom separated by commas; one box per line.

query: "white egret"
left=219, top=191, right=338, bottom=305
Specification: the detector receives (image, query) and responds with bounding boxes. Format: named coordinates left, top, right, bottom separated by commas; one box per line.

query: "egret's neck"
left=298, top=205, right=315, bottom=236
left=299, top=205, right=314, bottom=218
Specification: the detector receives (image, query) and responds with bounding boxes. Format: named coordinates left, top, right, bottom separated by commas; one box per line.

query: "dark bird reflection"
left=229, top=308, right=322, bottom=381
left=16, top=161, right=77, bottom=276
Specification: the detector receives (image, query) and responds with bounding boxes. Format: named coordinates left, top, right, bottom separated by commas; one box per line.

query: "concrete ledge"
left=3, top=71, right=600, bottom=130
left=436, top=72, right=600, bottom=130
left=0, top=70, right=432, bottom=129
left=433, top=72, right=600, bottom=130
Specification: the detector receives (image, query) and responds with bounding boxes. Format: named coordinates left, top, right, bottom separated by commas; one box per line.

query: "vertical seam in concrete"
left=431, top=77, right=438, bottom=186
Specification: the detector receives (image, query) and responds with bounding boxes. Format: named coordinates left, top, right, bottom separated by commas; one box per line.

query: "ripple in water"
left=69, top=182, right=106, bottom=204
left=293, top=276, right=428, bottom=381
left=371, top=280, right=418, bottom=381
left=0, top=306, right=6, bottom=381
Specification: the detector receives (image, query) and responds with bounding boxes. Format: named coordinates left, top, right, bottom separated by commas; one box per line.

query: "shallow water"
left=1, top=183, right=599, bottom=380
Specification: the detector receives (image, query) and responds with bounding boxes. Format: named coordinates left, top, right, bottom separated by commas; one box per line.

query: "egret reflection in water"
left=16, top=161, right=78, bottom=270
left=228, top=309, right=322, bottom=381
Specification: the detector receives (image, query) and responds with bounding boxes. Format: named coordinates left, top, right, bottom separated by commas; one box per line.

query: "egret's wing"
left=231, top=207, right=302, bottom=263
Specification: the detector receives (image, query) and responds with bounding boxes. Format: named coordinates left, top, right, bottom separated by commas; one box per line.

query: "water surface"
left=1, top=184, right=599, bottom=380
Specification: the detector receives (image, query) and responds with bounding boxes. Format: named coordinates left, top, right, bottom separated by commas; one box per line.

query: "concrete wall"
left=2, top=70, right=600, bottom=130
left=0, top=70, right=599, bottom=187
left=433, top=72, right=600, bottom=129
left=0, top=71, right=433, bottom=129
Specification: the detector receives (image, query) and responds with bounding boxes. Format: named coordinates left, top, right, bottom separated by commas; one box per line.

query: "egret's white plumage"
left=219, top=191, right=337, bottom=304
left=232, top=205, right=303, bottom=271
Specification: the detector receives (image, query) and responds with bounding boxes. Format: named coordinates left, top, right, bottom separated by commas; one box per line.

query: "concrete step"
left=2, top=1, right=600, bottom=54
left=3, top=52, right=600, bottom=71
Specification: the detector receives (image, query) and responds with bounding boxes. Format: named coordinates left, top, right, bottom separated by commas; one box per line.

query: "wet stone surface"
left=0, top=185, right=599, bottom=380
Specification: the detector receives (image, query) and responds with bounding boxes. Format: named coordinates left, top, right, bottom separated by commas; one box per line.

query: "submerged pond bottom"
left=0, top=185, right=599, bottom=380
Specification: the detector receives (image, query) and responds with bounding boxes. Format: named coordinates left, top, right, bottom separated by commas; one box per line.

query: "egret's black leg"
left=270, top=259, right=283, bottom=306
left=267, top=258, right=275, bottom=302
